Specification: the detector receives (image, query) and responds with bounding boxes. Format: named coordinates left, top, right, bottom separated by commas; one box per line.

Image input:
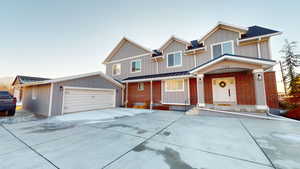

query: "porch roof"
left=122, top=71, right=191, bottom=82
left=189, top=54, right=276, bottom=74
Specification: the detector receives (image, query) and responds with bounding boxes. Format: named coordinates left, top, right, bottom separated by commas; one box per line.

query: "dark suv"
left=0, top=91, right=16, bottom=116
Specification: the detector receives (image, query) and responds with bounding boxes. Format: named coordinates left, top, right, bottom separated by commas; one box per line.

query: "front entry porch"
left=122, top=55, right=279, bottom=113
left=191, top=54, right=279, bottom=112
left=201, top=71, right=259, bottom=112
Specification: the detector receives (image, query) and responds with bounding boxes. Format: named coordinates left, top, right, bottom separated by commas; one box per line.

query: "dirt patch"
left=102, top=124, right=147, bottom=134
left=133, top=143, right=197, bottom=169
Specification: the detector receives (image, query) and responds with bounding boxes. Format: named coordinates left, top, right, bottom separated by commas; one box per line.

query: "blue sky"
left=0, top=0, right=299, bottom=79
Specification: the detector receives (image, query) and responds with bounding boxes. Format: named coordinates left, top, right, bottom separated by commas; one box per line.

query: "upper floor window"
left=112, top=64, right=121, bottom=76
left=167, top=51, right=182, bottom=68
left=211, top=41, right=234, bottom=59
left=131, top=60, right=141, bottom=73
left=165, top=79, right=184, bottom=92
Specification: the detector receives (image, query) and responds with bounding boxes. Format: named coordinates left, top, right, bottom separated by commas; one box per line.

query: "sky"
left=0, top=0, right=299, bottom=91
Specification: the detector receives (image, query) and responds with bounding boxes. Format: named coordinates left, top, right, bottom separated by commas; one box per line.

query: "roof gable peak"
left=198, top=21, right=249, bottom=43
left=102, top=37, right=152, bottom=64
left=159, top=35, right=190, bottom=51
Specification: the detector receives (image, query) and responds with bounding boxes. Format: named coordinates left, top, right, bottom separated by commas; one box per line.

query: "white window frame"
left=137, top=82, right=144, bottom=91
left=131, top=59, right=142, bottom=73
left=32, top=87, right=37, bottom=100
left=166, top=51, right=183, bottom=68
left=210, top=40, right=234, bottom=59
left=112, top=63, right=121, bottom=76
left=165, top=79, right=184, bottom=92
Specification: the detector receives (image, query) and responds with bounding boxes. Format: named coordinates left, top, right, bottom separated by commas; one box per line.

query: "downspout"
left=257, top=37, right=262, bottom=58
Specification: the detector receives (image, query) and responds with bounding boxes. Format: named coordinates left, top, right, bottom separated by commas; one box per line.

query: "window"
left=112, top=64, right=121, bottom=76
left=137, top=82, right=144, bottom=91
left=165, top=79, right=184, bottom=92
left=211, top=41, right=234, bottom=58
left=32, top=87, right=37, bottom=100
left=167, top=51, right=182, bottom=67
left=131, top=60, right=141, bottom=73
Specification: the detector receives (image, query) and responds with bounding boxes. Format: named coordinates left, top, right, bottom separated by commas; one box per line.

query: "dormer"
left=152, top=36, right=190, bottom=62
left=185, top=40, right=206, bottom=56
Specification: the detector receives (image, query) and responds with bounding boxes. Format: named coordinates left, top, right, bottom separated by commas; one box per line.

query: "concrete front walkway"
left=0, top=108, right=300, bottom=169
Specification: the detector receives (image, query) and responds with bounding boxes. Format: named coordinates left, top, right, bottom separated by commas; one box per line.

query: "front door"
left=212, top=77, right=237, bottom=104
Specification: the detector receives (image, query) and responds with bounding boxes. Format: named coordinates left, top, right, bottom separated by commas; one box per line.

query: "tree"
left=280, top=39, right=300, bottom=95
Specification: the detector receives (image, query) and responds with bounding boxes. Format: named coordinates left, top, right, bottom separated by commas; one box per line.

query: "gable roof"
left=198, top=21, right=249, bottom=43
left=18, top=71, right=124, bottom=88
left=197, top=22, right=281, bottom=44
left=12, top=75, right=50, bottom=86
left=159, top=36, right=190, bottom=51
left=102, top=37, right=152, bottom=64
left=189, top=54, right=276, bottom=74
left=122, top=71, right=191, bottom=82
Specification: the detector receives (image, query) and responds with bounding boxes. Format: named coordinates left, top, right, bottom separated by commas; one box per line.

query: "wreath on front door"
left=219, top=81, right=226, bottom=88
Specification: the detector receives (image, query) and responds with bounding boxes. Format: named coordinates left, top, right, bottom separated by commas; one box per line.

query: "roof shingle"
left=241, top=26, right=279, bottom=39
left=123, top=71, right=190, bottom=81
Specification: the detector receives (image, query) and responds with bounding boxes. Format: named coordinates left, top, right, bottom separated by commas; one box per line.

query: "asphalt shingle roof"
left=17, top=75, right=50, bottom=84
left=189, top=54, right=276, bottom=72
left=123, top=71, right=190, bottom=81
left=241, top=26, right=279, bottom=39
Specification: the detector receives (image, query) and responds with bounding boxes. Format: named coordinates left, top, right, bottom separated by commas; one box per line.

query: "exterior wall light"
left=257, top=74, right=262, bottom=80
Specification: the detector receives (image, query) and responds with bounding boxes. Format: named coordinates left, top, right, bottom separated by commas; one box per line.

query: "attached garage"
left=20, top=72, right=124, bottom=117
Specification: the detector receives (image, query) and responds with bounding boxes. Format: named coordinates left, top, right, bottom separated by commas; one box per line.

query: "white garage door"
left=62, top=87, right=116, bottom=114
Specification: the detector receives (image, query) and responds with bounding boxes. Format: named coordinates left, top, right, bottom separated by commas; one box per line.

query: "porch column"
left=253, top=69, right=268, bottom=110
left=197, top=74, right=205, bottom=107
left=125, top=82, right=128, bottom=108
left=150, top=80, right=153, bottom=110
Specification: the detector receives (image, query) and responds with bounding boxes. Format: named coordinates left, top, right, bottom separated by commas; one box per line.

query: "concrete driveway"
left=0, top=108, right=300, bottom=169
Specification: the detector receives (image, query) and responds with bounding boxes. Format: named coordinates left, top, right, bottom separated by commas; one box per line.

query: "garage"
left=19, top=71, right=124, bottom=117
left=62, top=87, right=116, bottom=114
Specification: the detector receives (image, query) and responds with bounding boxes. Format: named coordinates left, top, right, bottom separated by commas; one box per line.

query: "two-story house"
left=103, top=22, right=281, bottom=112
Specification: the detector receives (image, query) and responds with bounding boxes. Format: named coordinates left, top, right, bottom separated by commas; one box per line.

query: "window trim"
left=112, top=63, right=121, bottom=76
left=165, top=79, right=185, bottom=92
left=210, top=40, right=234, bottom=59
left=137, top=82, right=144, bottom=91
left=131, top=59, right=142, bottom=73
left=166, top=51, right=183, bottom=68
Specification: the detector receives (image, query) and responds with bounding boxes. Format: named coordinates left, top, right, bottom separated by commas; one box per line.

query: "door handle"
left=228, top=89, right=231, bottom=97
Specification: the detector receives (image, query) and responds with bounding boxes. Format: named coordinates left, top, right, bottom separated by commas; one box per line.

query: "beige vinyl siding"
left=22, top=84, right=51, bottom=116
left=106, top=28, right=272, bottom=81
left=159, top=41, right=195, bottom=74
left=236, top=44, right=259, bottom=58
left=106, top=54, right=156, bottom=81
left=260, top=41, right=271, bottom=59
left=162, top=79, right=189, bottom=104
left=195, top=52, right=211, bottom=66
left=110, top=41, right=150, bottom=61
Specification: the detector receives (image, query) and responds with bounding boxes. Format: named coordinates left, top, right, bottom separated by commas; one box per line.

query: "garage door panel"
left=63, top=88, right=115, bottom=114
left=64, top=101, right=114, bottom=107
left=64, top=95, right=114, bottom=102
